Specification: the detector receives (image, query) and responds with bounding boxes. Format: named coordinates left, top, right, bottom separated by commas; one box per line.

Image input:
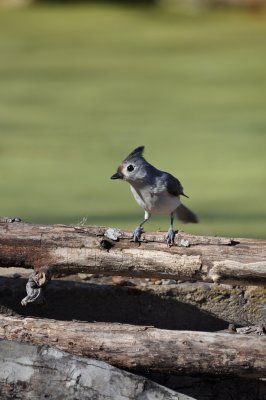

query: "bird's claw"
left=166, top=228, right=176, bottom=246
left=131, top=226, right=143, bottom=242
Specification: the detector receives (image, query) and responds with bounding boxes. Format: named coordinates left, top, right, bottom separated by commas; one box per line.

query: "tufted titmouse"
left=111, top=146, right=198, bottom=244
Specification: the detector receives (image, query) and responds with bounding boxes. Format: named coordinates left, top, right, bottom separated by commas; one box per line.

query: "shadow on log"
left=0, top=218, right=266, bottom=399
left=1, top=276, right=265, bottom=399
left=0, top=276, right=229, bottom=331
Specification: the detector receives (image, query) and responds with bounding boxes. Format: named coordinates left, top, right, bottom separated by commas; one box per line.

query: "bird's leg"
left=132, top=211, right=150, bottom=242
left=166, top=212, right=176, bottom=245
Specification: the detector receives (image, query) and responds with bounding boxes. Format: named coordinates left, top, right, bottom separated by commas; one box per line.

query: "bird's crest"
left=123, top=146, right=145, bottom=163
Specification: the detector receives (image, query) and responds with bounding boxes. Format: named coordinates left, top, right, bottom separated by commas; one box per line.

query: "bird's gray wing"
left=164, top=173, right=188, bottom=198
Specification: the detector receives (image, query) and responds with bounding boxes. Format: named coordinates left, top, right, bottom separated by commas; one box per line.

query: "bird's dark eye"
left=127, top=165, right=134, bottom=172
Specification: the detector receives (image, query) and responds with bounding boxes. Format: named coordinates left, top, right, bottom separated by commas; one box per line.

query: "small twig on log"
left=0, top=315, right=265, bottom=378
left=236, top=325, right=266, bottom=335
left=21, top=270, right=50, bottom=306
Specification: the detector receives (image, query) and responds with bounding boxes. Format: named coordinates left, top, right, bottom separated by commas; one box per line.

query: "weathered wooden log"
left=0, top=340, right=192, bottom=400
left=0, top=220, right=265, bottom=287
left=0, top=315, right=265, bottom=378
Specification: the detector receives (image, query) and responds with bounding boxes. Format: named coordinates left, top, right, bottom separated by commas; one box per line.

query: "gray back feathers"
left=121, top=146, right=188, bottom=198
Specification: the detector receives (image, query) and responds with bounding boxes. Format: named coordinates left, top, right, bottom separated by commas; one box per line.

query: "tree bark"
left=0, top=340, right=191, bottom=400
left=0, top=220, right=265, bottom=286
left=0, top=315, right=265, bottom=378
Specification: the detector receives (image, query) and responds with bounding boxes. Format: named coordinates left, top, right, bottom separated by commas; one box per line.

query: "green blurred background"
left=0, top=2, right=265, bottom=238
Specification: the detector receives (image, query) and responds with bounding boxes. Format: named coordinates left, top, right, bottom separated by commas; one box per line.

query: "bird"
left=111, top=146, right=198, bottom=244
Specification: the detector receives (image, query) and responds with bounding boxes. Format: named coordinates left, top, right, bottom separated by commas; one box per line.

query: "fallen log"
left=0, top=340, right=191, bottom=400
left=0, top=315, right=265, bottom=378
left=0, top=220, right=265, bottom=288
left=0, top=340, right=192, bottom=400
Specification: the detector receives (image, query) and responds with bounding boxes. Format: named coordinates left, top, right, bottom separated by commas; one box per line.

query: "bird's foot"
left=166, top=227, right=176, bottom=246
left=131, top=226, right=143, bottom=242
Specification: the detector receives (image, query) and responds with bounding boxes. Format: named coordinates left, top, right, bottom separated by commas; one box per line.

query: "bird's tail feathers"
left=175, top=204, right=198, bottom=224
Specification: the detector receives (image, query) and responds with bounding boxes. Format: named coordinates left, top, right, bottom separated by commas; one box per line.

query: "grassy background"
left=0, top=4, right=265, bottom=238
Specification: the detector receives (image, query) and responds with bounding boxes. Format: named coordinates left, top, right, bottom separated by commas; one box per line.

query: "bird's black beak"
left=111, top=172, right=123, bottom=180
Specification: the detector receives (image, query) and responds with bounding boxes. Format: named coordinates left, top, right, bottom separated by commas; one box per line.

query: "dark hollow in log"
left=0, top=276, right=230, bottom=332
left=0, top=315, right=265, bottom=378
left=0, top=220, right=265, bottom=286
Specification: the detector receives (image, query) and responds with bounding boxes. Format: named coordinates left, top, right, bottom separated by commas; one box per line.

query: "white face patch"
left=121, top=163, right=136, bottom=181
